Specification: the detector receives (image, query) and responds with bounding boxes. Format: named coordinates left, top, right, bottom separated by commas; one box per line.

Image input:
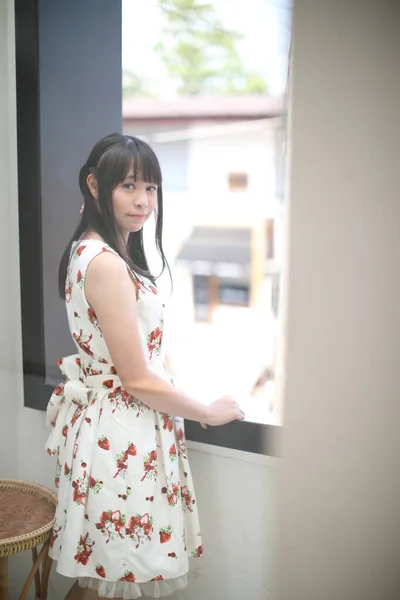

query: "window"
left=193, top=275, right=210, bottom=323
left=219, top=282, right=250, bottom=305
left=228, top=172, right=248, bottom=192
left=193, top=276, right=250, bottom=322
left=123, top=0, right=292, bottom=433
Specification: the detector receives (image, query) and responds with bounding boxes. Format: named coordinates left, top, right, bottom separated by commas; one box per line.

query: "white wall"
left=188, top=124, right=277, bottom=226
left=0, top=0, right=21, bottom=478
left=277, top=1, right=400, bottom=599
left=1, top=7, right=277, bottom=600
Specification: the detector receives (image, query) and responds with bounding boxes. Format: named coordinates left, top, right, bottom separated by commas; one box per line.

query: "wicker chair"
left=0, top=479, right=57, bottom=600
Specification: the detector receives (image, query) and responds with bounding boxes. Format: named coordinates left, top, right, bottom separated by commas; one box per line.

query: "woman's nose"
left=135, top=189, right=148, bottom=208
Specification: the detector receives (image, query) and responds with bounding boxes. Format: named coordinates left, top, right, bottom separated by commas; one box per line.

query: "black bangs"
left=97, top=135, right=162, bottom=189
left=58, top=132, right=171, bottom=300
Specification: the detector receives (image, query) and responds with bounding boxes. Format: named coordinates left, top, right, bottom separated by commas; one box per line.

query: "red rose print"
left=89, top=476, right=96, bottom=488
left=151, top=576, right=164, bottom=581
left=95, top=564, right=106, bottom=578
left=76, top=245, right=86, bottom=256
left=62, top=425, right=68, bottom=438
left=64, top=463, right=70, bottom=476
left=98, top=436, right=110, bottom=451
left=102, top=379, right=113, bottom=389
left=77, top=270, right=82, bottom=283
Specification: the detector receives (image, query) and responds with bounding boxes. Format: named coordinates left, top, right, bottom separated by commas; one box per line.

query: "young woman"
left=46, top=133, right=244, bottom=600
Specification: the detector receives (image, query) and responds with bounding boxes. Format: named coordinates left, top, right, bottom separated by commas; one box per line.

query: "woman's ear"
left=86, top=173, right=98, bottom=199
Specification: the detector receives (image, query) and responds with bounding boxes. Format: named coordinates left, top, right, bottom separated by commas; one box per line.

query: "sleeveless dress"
left=45, top=239, right=202, bottom=599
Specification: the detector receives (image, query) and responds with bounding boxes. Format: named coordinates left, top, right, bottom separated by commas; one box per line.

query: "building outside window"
left=122, top=0, right=291, bottom=425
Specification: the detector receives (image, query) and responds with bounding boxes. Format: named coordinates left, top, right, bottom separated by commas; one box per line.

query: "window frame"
left=15, top=0, right=281, bottom=458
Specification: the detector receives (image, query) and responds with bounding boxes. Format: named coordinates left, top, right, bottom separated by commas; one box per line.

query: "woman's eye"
left=147, top=186, right=157, bottom=192
left=124, top=183, right=135, bottom=190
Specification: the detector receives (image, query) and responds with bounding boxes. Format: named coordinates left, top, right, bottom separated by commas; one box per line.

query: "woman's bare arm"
left=85, top=252, right=243, bottom=426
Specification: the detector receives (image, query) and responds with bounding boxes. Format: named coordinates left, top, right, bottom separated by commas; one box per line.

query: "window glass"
left=122, top=0, right=292, bottom=425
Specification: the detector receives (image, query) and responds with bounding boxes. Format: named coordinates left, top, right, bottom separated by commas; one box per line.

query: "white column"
left=0, top=0, right=22, bottom=476
left=278, top=1, right=400, bottom=599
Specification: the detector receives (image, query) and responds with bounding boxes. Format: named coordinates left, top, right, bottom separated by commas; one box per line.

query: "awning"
left=176, top=226, right=252, bottom=266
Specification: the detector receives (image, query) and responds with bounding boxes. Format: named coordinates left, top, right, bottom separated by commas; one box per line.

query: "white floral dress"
left=46, top=239, right=202, bottom=599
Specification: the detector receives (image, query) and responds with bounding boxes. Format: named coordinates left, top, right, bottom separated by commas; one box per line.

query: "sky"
left=122, top=0, right=292, bottom=98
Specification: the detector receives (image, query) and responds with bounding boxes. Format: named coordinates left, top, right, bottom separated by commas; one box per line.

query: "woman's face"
left=112, top=168, right=158, bottom=241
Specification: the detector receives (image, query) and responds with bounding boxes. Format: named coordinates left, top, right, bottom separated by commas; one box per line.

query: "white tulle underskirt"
left=78, top=574, right=188, bottom=599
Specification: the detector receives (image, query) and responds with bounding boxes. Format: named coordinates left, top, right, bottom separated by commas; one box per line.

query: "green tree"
left=155, top=0, right=268, bottom=96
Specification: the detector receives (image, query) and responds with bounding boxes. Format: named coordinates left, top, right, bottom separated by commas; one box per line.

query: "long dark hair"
left=58, top=133, right=171, bottom=298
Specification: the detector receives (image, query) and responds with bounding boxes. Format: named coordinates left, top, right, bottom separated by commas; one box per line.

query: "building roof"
left=123, top=95, right=283, bottom=121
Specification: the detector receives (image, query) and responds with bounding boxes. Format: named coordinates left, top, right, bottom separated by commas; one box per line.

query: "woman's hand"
left=203, top=396, right=245, bottom=427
